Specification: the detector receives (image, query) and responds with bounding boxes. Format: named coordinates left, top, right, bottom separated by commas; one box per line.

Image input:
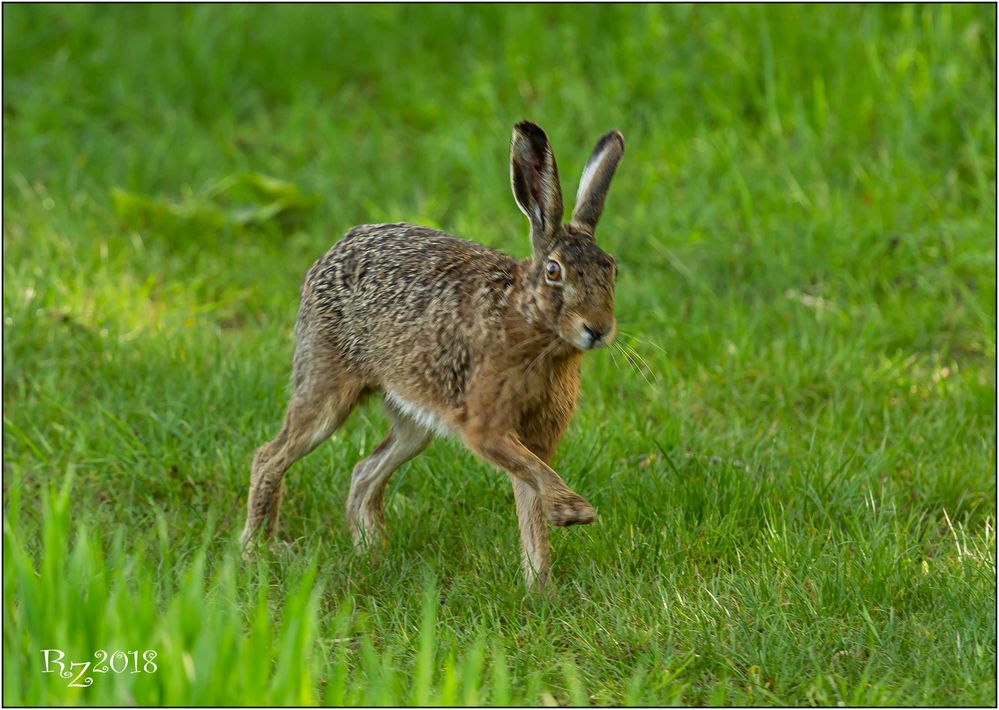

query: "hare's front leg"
left=510, top=437, right=561, bottom=589
left=510, top=475, right=551, bottom=590
left=464, top=431, right=596, bottom=527
left=347, top=409, right=431, bottom=549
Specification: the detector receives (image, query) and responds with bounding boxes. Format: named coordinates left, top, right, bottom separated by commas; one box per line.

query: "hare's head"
left=510, top=121, right=624, bottom=351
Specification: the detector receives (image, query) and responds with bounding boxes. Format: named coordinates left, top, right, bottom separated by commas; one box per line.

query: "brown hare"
left=241, top=121, right=625, bottom=589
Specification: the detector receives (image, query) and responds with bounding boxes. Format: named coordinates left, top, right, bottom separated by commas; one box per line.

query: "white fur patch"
left=385, top=391, right=452, bottom=438
left=310, top=409, right=340, bottom=448
left=575, top=149, right=604, bottom=206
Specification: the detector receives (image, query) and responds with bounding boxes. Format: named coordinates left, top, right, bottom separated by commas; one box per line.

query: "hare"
left=241, top=121, right=625, bottom=589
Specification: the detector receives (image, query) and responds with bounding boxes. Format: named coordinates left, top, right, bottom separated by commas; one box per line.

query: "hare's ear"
left=571, top=130, right=625, bottom=233
left=510, top=121, right=564, bottom=258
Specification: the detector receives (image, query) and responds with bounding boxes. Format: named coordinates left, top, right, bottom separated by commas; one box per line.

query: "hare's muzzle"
left=579, top=320, right=616, bottom=350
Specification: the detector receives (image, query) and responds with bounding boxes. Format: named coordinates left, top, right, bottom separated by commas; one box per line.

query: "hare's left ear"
left=571, top=130, right=625, bottom=233
left=511, top=121, right=564, bottom=259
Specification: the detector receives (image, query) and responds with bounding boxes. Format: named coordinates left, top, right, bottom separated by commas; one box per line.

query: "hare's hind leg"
left=241, top=370, right=364, bottom=551
left=347, top=404, right=432, bottom=550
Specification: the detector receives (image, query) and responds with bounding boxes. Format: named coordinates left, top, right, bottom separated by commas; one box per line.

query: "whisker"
left=616, top=329, right=670, bottom=357
left=607, top=340, right=625, bottom=374
left=496, top=332, right=550, bottom=362
left=521, top=338, right=561, bottom=385
left=609, top=342, right=640, bottom=389
left=618, top=339, right=659, bottom=382
left=528, top=340, right=560, bottom=378
left=613, top=329, right=665, bottom=385
left=615, top=340, right=657, bottom=388
left=614, top=342, right=653, bottom=388
left=611, top=341, right=641, bottom=380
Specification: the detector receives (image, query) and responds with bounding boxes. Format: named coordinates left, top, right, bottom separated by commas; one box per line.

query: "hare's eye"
left=545, top=260, right=562, bottom=282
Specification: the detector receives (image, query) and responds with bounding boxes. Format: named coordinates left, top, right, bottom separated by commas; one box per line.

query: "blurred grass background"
left=3, top=4, right=996, bottom=705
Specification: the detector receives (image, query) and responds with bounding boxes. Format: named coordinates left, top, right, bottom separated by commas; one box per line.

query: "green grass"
left=3, top=4, right=996, bottom=706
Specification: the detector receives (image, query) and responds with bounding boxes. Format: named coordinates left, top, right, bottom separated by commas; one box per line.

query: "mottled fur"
left=241, top=121, right=625, bottom=589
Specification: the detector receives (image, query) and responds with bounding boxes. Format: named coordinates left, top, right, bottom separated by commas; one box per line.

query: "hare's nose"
left=583, top=325, right=604, bottom=345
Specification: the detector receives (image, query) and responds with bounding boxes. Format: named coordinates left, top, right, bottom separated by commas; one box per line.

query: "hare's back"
left=306, top=222, right=516, bottom=301
left=299, top=222, right=519, bottom=370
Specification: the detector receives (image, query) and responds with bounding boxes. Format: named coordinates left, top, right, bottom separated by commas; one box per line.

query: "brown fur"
left=241, top=121, right=625, bottom=589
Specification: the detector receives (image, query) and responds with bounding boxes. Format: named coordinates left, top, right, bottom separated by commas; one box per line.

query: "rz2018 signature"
left=41, top=649, right=158, bottom=687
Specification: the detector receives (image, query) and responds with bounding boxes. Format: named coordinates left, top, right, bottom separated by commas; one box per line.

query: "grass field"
left=3, top=4, right=996, bottom=706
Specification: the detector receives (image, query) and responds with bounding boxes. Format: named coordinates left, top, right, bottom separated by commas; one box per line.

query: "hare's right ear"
left=571, top=130, right=625, bottom=233
left=510, top=121, right=564, bottom=259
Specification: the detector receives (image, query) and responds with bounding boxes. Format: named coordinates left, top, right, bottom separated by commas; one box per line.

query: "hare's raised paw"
left=546, top=495, right=597, bottom=527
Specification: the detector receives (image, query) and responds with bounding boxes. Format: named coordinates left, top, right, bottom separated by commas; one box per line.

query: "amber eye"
left=545, top=260, right=562, bottom=282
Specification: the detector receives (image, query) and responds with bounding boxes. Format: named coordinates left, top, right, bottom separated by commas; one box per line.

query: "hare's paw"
left=240, top=531, right=290, bottom=562
left=240, top=544, right=257, bottom=563
left=545, top=493, right=597, bottom=527
left=240, top=521, right=264, bottom=560
left=349, top=516, right=388, bottom=553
